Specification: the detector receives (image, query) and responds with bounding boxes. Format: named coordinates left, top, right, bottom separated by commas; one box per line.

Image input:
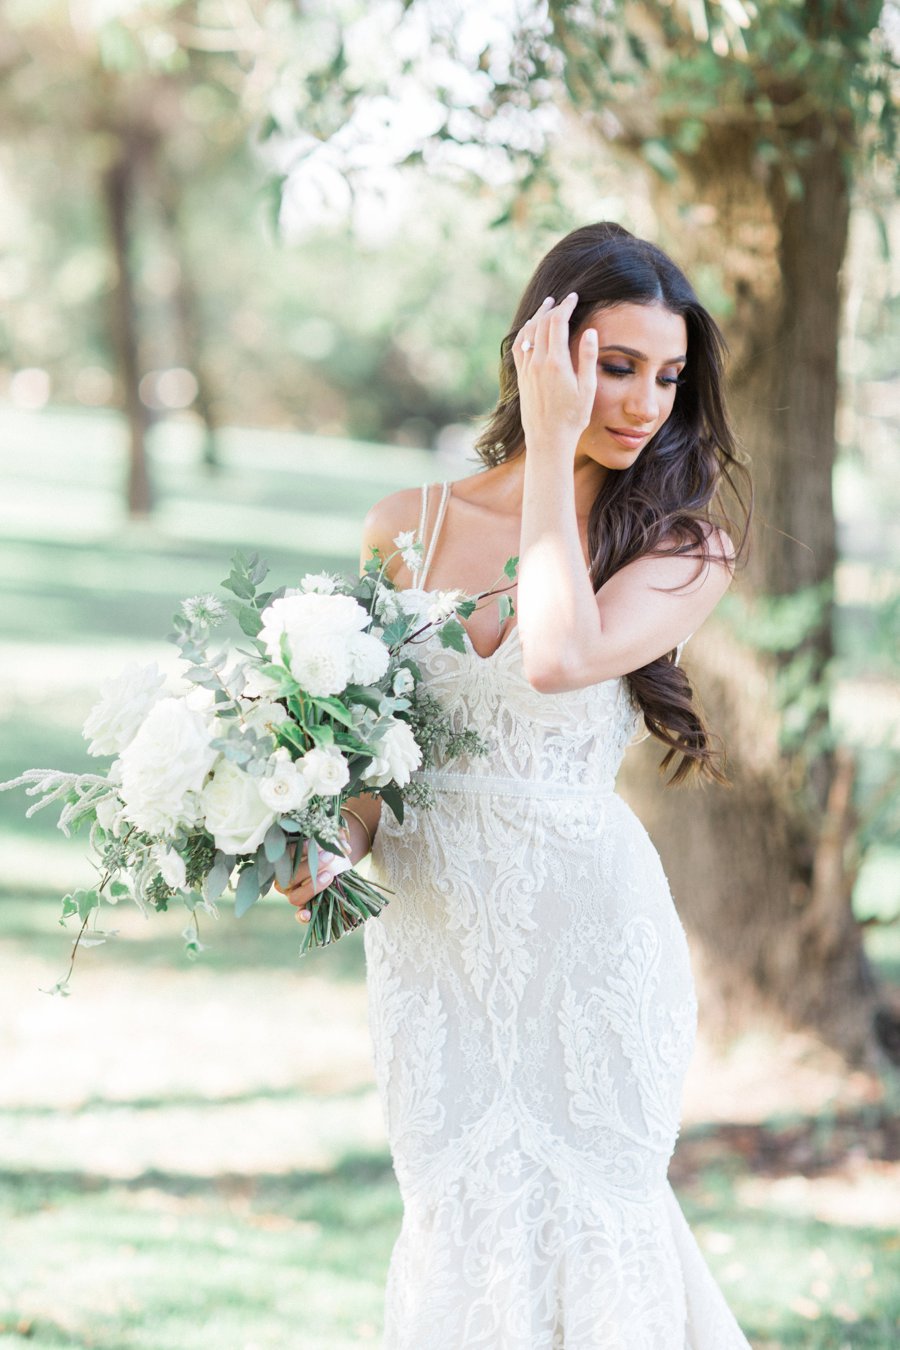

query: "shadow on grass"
left=0, top=888, right=369, bottom=983
left=0, top=1148, right=396, bottom=1213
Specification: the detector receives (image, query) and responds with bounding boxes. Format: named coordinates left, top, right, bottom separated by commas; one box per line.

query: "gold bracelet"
left=341, top=806, right=374, bottom=854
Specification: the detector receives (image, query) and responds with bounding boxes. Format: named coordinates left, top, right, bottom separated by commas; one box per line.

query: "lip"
left=606, top=426, right=653, bottom=448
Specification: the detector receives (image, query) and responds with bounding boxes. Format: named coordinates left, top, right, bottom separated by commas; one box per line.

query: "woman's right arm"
left=277, top=487, right=418, bottom=924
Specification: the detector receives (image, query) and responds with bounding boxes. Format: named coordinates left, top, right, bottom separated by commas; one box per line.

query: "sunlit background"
left=1, top=2, right=899, bottom=1347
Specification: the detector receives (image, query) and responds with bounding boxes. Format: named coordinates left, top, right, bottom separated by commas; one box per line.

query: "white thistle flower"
left=181, top=594, right=227, bottom=626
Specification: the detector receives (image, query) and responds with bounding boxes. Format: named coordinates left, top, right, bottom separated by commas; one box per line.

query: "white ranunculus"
left=201, top=758, right=277, bottom=855
left=346, top=631, right=390, bottom=685
left=299, top=746, right=350, bottom=797
left=119, top=697, right=217, bottom=835
left=83, top=662, right=167, bottom=757
left=361, top=718, right=422, bottom=788
left=154, top=846, right=187, bottom=891
left=258, top=748, right=312, bottom=813
left=392, top=667, right=415, bottom=696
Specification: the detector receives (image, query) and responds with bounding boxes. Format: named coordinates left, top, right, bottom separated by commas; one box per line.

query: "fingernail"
left=319, top=871, right=334, bottom=888
left=567, top=290, right=578, bottom=300
left=542, top=296, right=554, bottom=307
left=298, top=908, right=311, bottom=922
left=320, top=851, right=335, bottom=862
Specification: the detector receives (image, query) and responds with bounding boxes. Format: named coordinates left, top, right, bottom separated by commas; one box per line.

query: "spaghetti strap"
left=413, top=481, right=450, bottom=590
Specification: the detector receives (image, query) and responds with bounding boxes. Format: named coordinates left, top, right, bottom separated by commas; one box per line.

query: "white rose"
left=154, top=846, right=187, bottom=891
left=392, top=667, right=415, bottom=696
left=299, top=746, right=350, bottom=797
left=361, top=718, right=422, bottom=788
left=83, top=662, right=167, bottom=757
left=346, top=631, right=390, bottom=685
left=119, top=697, right=217, bottom=835
left=95, top=790, right=126, bottom=837
left=258, top=748, right=312, bottom=813
left=201, top=758, right=277, bottom=855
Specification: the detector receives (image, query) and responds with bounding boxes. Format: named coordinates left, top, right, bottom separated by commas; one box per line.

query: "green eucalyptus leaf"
left=205, top=858, right=231, bottom=902
left=310, top=696, right=355, bottom=729
left=238, top=606, right=263, bottom=637
left=263, top=823, right=287, bottom=862
left=234, top=864, right=260, bottom=917
left=274, top=849, right=296, bottom=888
left=380, top=784, right=405, bottom=824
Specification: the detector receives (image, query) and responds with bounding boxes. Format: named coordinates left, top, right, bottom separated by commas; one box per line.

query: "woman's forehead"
left=585, top=303, right=687, bottom=358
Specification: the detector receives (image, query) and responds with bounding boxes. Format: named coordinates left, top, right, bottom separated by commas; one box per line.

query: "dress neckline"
left=415, top=480, right=519, bottom=662
left=418, top=586, right=520, bottom=663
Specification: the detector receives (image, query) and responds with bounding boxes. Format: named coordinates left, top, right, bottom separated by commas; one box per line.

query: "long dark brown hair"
left=474, top=221, right=752, bottom=786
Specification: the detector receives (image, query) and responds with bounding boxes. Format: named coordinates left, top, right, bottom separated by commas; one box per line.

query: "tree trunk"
left=103, top=138, right=152, bottom=517
left=156, top=164, right=221, bottom=471
left=618, top=126, right=890, bottom=1070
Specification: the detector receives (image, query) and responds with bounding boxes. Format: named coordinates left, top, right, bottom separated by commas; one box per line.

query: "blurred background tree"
left=0, top=0, right=897, bottom=1068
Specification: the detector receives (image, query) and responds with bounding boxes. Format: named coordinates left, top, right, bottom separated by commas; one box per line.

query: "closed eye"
left=601, top=363, right=685, bottom=388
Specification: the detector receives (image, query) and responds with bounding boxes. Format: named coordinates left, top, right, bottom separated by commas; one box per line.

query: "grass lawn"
left=1, top=406, right=898, bottom=1349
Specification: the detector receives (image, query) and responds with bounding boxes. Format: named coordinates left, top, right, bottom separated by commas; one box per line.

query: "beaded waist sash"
left=415, top=770, right=615, bottom=801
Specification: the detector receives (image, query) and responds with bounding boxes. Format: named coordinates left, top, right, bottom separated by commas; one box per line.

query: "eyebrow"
left=599, top=344, right=687, bottom=364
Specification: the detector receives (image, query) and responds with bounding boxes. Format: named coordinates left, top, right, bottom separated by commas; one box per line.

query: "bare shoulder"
left=661, top=520, right=737, bottom=577
left=703, top=521, right=737, bottom=568
left=358, top=486, right=423, bottom=574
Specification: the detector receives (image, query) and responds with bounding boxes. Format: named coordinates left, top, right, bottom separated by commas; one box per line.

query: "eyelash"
left=601, top=364, right=685, bottom=388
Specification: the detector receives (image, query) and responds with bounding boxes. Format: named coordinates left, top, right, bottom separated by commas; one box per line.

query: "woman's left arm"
left=518, top=457, right=734, bottom=691
left=513, top=293, right=735, bottom=693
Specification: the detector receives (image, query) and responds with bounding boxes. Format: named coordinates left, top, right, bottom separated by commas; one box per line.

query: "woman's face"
left=570, top=301, right=688, bottom=469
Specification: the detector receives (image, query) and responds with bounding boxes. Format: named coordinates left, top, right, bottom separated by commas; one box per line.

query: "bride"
left=281, top=222, right=753, bottom=1348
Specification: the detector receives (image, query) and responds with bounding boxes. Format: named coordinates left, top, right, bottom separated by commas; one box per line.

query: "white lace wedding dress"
left=364, top=481, right=751, bottom=1349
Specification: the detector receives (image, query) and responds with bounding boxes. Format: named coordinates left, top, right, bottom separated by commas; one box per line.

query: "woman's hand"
left=274, top=833, right=352, bottom=925
left=512, top=292, right=598, bottom=453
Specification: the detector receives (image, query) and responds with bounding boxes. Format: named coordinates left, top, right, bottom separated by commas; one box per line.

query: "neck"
left=498, top=451, right=607, bottom=521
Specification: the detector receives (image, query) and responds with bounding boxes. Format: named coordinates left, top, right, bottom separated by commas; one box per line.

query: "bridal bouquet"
left=2, top=540, right=517, bottom=994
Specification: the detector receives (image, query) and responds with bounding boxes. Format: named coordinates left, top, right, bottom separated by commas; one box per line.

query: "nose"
left=623, top=375, right=659, bottom=426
